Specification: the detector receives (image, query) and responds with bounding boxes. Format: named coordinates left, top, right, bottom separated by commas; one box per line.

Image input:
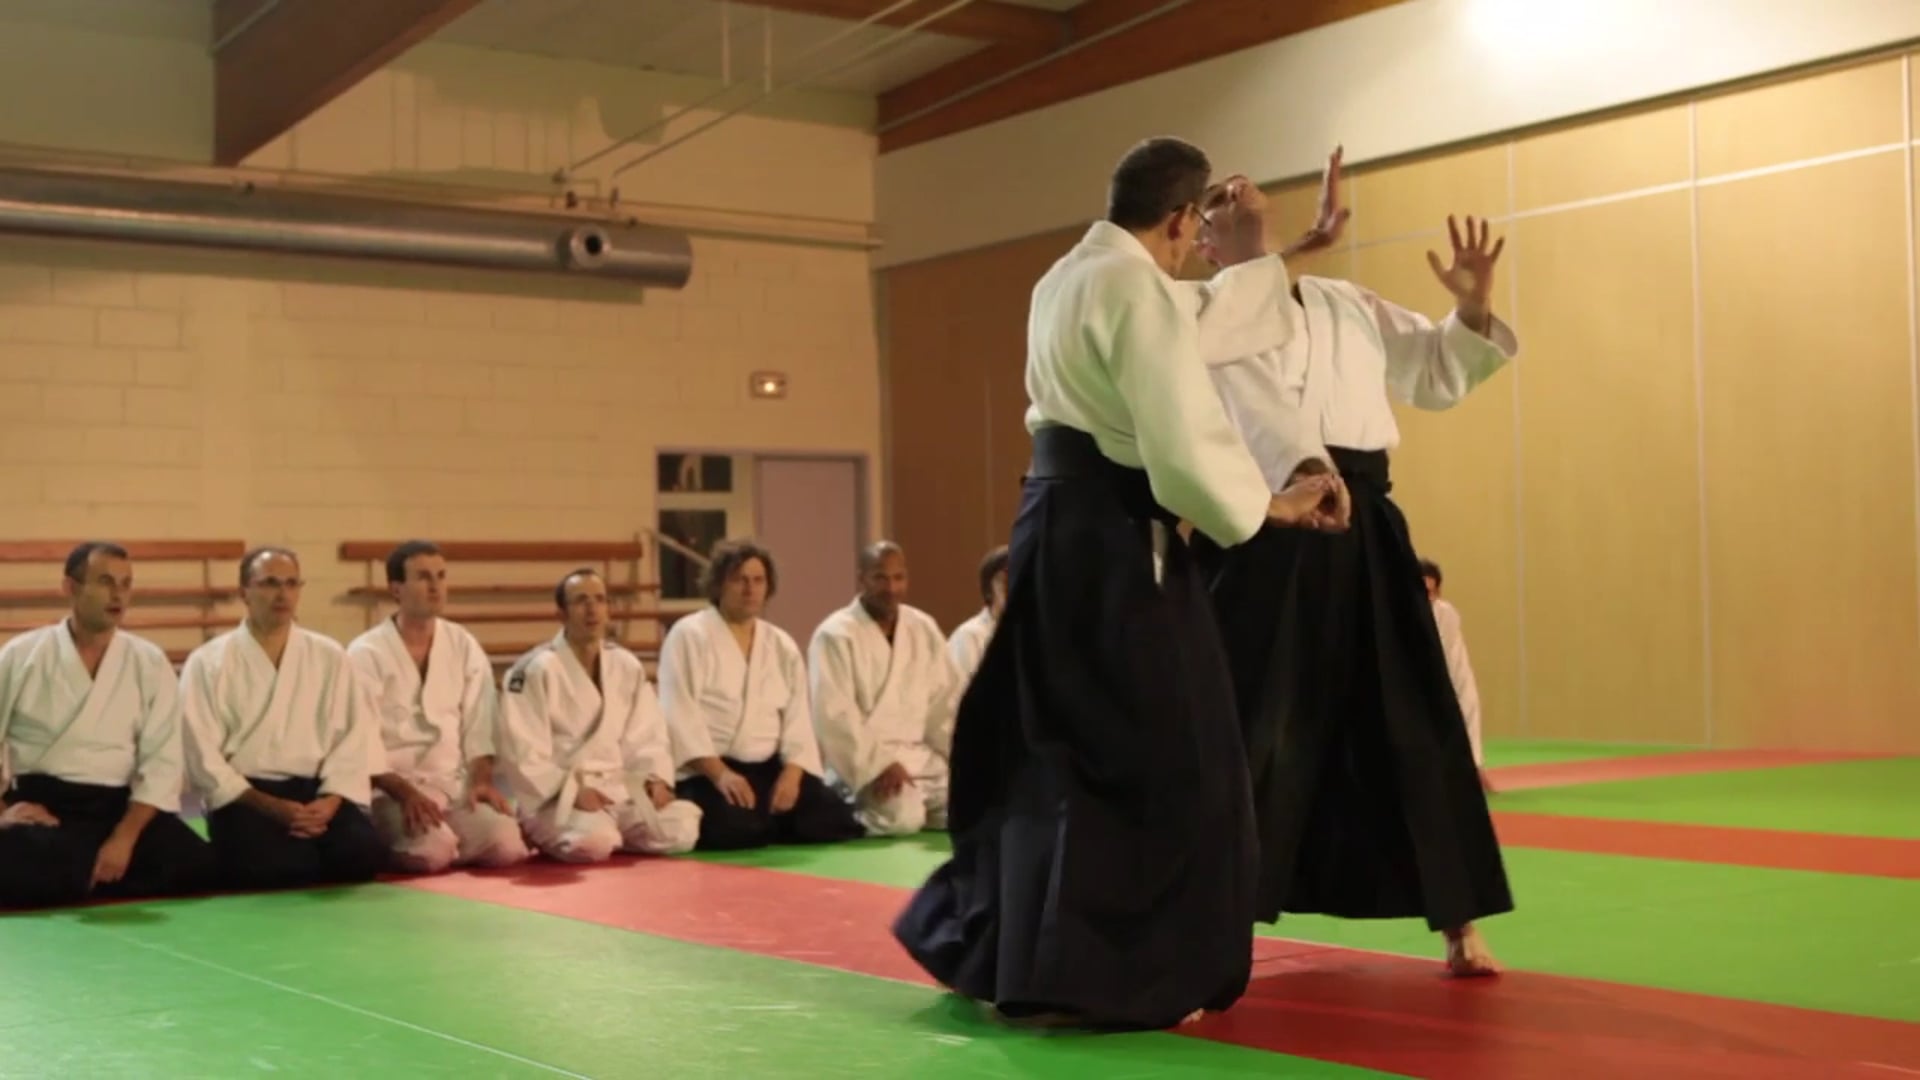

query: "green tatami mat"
left=1493, top=756, right=1920, bottom=839
left=1482, top=739, right=1694, bottom=768
left=699, top=836, right=1920, bottom=1023
left=0, top=887, right=1390, bottom=1080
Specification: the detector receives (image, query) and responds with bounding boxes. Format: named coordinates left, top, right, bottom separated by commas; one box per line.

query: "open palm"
left=1425, top=215, right=1504, bottom=311
left=1285, top=146, right=1350, bottom=257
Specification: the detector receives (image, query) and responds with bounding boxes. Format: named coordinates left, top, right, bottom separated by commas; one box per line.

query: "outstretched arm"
left=1376, top=215, right=1518, bottom=410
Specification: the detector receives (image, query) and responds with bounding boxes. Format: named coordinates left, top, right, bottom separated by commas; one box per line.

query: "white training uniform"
left=807, top=599, right=962, bottom=835
left=1194, top=273, right=1519, bottom=488
left=1027, top=221, right=1290, bottom=548
left=0, top=621, right=184, bottom=812
left=656, top=607, right=827, bottom=780
left=945, top=607, right=996, bottom=684
left=1431, top=598, right=1485, bottom=768
left=496, top=633, right=700, bottom=862
left=178, top=623, right=375, bottom=812
left=347, top=617, right=529, bottom=873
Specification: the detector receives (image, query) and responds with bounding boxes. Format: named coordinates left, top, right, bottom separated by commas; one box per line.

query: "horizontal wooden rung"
left=447, top=608, right=667, bottom=626
left=0, top=540, right=248, bottom=564
left=338, top=540, right=647, bottom=562
left=344, top=582, right=656, bottom=599
left=0, top=587, right=238, bottom=605
left=0, top=614, right=235, bottom=634
left=480, top=636, right=659, bottom=658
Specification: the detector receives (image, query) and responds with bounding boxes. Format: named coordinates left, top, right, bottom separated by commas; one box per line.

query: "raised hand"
left=1426, top=215, right=1504, bottom=324
left=1286, top=145, right=1350, bottom=257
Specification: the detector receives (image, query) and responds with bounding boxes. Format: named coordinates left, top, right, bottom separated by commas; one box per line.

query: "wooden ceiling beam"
left=212, top=0, right=482, bottom=166
left=877, top=0, right=1412, bottom=152
left=737, top=0, right=1067, bottom=47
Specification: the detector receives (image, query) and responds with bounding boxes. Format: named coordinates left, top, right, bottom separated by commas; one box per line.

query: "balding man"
left=180, top=547, right=385, bottom=891
left=496, top=568, right=702, bottom=862
left=808, top=541, right=962, bottom=837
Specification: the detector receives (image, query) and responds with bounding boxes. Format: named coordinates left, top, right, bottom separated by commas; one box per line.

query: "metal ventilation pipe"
left=0, top=167, right=693, bottom=288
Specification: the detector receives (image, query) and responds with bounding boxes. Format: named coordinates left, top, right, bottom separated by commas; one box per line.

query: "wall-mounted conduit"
left=0, top=166, right=693, bottom=288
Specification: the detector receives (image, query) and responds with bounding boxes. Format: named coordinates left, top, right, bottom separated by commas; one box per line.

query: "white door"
left=753, top=456, right=865, bottom=646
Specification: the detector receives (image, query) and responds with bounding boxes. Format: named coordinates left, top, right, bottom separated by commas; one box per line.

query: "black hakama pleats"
left=675, top=755, right=867, bottom=850
left=1199, top=446, right=1513, bottom=931
left=892, top=426, right=1258, bottom=1031
left=205, top=776, right=385, bottom=892
left=0, top=774, right=216, bottom=909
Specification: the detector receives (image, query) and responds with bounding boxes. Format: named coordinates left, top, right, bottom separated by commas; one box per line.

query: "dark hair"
left=554, top=567, right=602, bottom=610
left=385, top=540, right=442, bottom=585
left=1418, top=558, right=1442, bottom=587
left=702, top=539, right=778, bottom=606
left=978, top=545, right=1009, bottom=605
left=1106, top=136, right=1211, bottom=231
left=64, top=541, right=129, bottom=582
left=239, top=546, right=299, bottom=587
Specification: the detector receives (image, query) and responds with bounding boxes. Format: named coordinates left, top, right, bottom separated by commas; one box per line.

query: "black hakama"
left=1198, top=446, right=1513, bottom=930
left=205, top=776, right=385, bottom=892
left=0, top=774, right=217, bottom=909
left=891, top=426, right=1258, bottom=1030
left=675, top=756, right=866, bottom=850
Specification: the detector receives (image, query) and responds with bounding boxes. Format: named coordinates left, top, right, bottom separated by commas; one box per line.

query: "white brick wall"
left=0, top=20, right=883, bottom=649
left=0, top=233, right=882, bottom=645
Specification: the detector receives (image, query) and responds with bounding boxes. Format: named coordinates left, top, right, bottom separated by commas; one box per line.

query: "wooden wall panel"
left=1350, top=145, right=1509, bottom=244
left=877, top=51, right=1920, bottom=751
left=1694, top=59, right=1905, bottom=177
left=1513, top=192, right=1705, bottom=743
left=1512, top=106, right=1691, bottom=212
left=882, top=229, right=1075, bottom=629
left=1698, top=153, right=1920, bottom=750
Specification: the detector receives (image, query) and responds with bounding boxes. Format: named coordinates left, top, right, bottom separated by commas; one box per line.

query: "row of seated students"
left=0, top=537, right=1011, bottom=910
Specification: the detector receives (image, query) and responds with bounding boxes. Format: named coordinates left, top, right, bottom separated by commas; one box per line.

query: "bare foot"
left=1444, top=924, right=1501, bottom=977
left=1178, top=1009, right=1206, bottom=1026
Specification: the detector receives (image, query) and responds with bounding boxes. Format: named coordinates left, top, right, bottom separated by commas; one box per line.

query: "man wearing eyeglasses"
left=892, top=136, right=1344, bottom=1033
left=179, top=547, right=385, bottom=891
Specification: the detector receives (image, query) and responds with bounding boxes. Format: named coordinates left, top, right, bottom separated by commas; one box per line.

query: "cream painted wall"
left=0, top=17, right=883, bottom=649
left=874, top=0, right=1920, bottom=267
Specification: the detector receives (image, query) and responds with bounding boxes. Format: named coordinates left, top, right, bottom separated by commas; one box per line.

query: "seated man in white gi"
left=1421, top=558, right=1491, bottom=793
left=0, top=541, right=216, bottom=909
left=348, top=540, right=529, bottom=874
left=808, top=541, right=963, bottom=836
left=180, top=547, right=385, bottom=891
left=496, top=568, right=700, bottom=862
left=658, top=540, right=864, bottom=851
left=946, top=544, right=1008, bottom=682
